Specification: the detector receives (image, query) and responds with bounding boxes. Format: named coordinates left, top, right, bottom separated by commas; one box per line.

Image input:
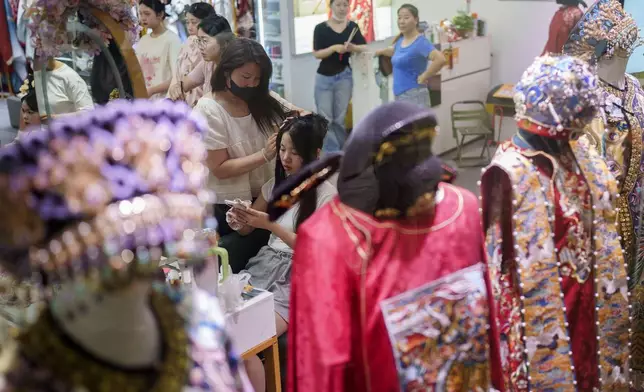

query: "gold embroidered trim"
left=374, top=126, right=436, bottom=164
left=601, top=79, right=641, bottom=277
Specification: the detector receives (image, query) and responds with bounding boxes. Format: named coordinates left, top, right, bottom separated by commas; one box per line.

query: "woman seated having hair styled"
left=193, top=38, right=302, bottom=270
left=15, top=75, right=42, bottom=141
left=168, top=14, right=233, bottom=102
left=168, top=2, right=216, bottom=107
left=227, top=113, right=337, bottom=392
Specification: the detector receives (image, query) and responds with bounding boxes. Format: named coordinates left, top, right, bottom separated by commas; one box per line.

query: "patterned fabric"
left=513, top=55, right=599, bottom=138
left=586, top=74, right=644, bottom=390
left=174, top=36, right=204, bottom=107
left=0, top=285, right=250, bottom=392
left=542, top=6, right=584, bottom=55
left=380, top=264, right=492, bottom=391
left=563, top=0, right=642, bottom=62
left=480, top=138, right=630, bottom=391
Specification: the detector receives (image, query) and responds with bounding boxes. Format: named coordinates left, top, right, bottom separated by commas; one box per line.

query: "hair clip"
left=268, top=152, right=343, bottom=221
left=374, top=126, right=437, bottom=164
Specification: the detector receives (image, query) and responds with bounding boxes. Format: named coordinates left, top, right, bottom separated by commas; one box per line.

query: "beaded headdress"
left=563, top=0, right=642, bottom=62
left=0, top=100, right=214, bottom=295
left=514, top=54, right=600, bottom=138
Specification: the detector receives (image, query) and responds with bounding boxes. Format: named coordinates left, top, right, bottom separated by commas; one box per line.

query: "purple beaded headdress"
left=514, top=54, right=601, bottom=138
left=0, top=100, right=214, bottom=292
left=563, top=0, right=642, bottom=62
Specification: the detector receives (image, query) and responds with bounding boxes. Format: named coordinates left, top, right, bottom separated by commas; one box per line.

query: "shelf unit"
left=257, top=0, right=290, bottom=98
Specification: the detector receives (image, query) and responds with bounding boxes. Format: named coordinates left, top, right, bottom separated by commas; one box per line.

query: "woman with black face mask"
left=193, top=37, right=299, bottom=270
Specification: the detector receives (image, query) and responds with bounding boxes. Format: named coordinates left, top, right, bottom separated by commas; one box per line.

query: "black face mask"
left=229, top=79, right=258, bottom=102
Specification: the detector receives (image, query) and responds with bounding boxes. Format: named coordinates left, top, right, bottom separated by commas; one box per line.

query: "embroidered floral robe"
left=586, top=74, right=644, bottom=387
left=287, top=183, right=503, bottom=392
left=171, top=36, right=204, bottom=107
left=481, top=137, right=630, bottom=391
left=541, top=6, right=584, bottom=55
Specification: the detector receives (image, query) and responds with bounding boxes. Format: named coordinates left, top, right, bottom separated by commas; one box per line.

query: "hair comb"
left=268, top=152, right=343, bottom=221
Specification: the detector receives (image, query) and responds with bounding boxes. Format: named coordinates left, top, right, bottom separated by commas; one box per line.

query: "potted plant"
left=452, top=11, right=474, bottom=38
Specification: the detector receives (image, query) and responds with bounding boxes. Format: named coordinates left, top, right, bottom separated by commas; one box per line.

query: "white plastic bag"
left=218, top=271, right=251, bottom=313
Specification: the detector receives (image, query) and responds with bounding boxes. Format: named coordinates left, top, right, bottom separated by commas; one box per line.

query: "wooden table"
left=242, top=335, right=281, bottom=392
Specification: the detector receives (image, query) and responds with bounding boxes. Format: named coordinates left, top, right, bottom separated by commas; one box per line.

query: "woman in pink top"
left=168, top=15, right=232, bottom=103
left=168, top=2, right=215, bottom=106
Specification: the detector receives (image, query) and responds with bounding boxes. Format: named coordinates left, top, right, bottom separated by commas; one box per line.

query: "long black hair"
left=199, top=14, right=232, bottom=36
left=90, top=39, right=134, bottom=104
left=274, top=113, right=328, bottom=228
left=186, top=2, right=215, bottom=19
left=21, top=71, right=38, bottom=112
left=211, top=38, right=286, bottom=135
left=139, top=0, right=170, bottom=19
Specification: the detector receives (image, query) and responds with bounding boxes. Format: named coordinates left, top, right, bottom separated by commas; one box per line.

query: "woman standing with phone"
left=376, top=4, right=446, bottom=106
left=312, top=0, right=366, bottom=153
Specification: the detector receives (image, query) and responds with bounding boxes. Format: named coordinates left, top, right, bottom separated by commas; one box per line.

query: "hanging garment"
left=481, top=137, right=630, bottom=391
left=286, top=184, right=503, bottom=392
left=541, top=6, right=583, bottom=55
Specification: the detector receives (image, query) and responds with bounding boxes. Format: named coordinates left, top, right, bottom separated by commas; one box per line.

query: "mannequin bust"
left=597, top=51, right=629, bottom=89
left=481, top=54, right=630, bottom=391
left=51, top=281, right=160, bottom=367
left=270, top=103, right=504, bottom=392
left=0, top=101, right=250, bottom=391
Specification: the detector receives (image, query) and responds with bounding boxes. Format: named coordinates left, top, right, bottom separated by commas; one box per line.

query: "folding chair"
left=451, top=100, right=495, bottom=167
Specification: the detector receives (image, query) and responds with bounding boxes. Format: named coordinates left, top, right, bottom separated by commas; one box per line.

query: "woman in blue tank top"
left=376, top=4, right=446, bottom=107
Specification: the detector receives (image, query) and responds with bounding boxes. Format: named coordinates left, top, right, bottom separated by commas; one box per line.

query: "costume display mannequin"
left=481, top=54, right=630, bottom=391
left=541, top=0, right=586, bottom=55
left=269, top=101, right=503, bottom=392
left=0, top=100, right=251, bottom=391
left=564, top=2, right=644, bottom=386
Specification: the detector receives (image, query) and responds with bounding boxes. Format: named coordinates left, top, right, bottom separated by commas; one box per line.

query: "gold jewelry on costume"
left=109, top=89, right=120, bottom=101
left=273, top=166, right=332, bottom=209
left=17, top=290, right=189, bottom=392
left=374, top=126, right=436, bottom=164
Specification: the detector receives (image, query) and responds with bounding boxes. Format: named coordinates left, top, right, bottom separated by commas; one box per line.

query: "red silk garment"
left=287, top=183, right=503, bottom=392
left=350, top=0, right=374, bottom=42
left=490, top=142, right=598, bottom=391
left=542, top=6, right=583, bottom=55
left=327, top=0, right=374, bottom=42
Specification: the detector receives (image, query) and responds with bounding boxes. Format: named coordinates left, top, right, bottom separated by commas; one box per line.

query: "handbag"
left=378, top=55, right=393, bottom=77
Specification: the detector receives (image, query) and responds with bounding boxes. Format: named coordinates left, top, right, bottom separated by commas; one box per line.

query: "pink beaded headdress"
left=0, top=100, right=215, bottom=296
left=563, top=0, right=642, bottom=62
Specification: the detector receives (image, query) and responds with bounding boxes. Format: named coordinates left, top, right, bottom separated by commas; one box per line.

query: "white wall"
left=285, top=0, right=560, bottom=117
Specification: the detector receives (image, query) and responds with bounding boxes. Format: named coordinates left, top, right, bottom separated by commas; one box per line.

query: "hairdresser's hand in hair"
left=264, top=133, right=278, bottom=161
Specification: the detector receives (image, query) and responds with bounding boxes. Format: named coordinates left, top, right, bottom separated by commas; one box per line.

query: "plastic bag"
left=225, top=199, right=251, bottom=231
left=218, top=271, right=251, bottom=313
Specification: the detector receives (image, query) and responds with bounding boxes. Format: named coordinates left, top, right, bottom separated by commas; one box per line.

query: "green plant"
left=452, top=11, right=474, bottom=32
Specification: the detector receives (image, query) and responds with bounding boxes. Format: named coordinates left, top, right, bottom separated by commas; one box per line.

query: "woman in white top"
left=227, top=113, right=337, bottom=392
left=33, top=59, right=94, bottom=119
left=136, top=0, right=182, bottom=98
